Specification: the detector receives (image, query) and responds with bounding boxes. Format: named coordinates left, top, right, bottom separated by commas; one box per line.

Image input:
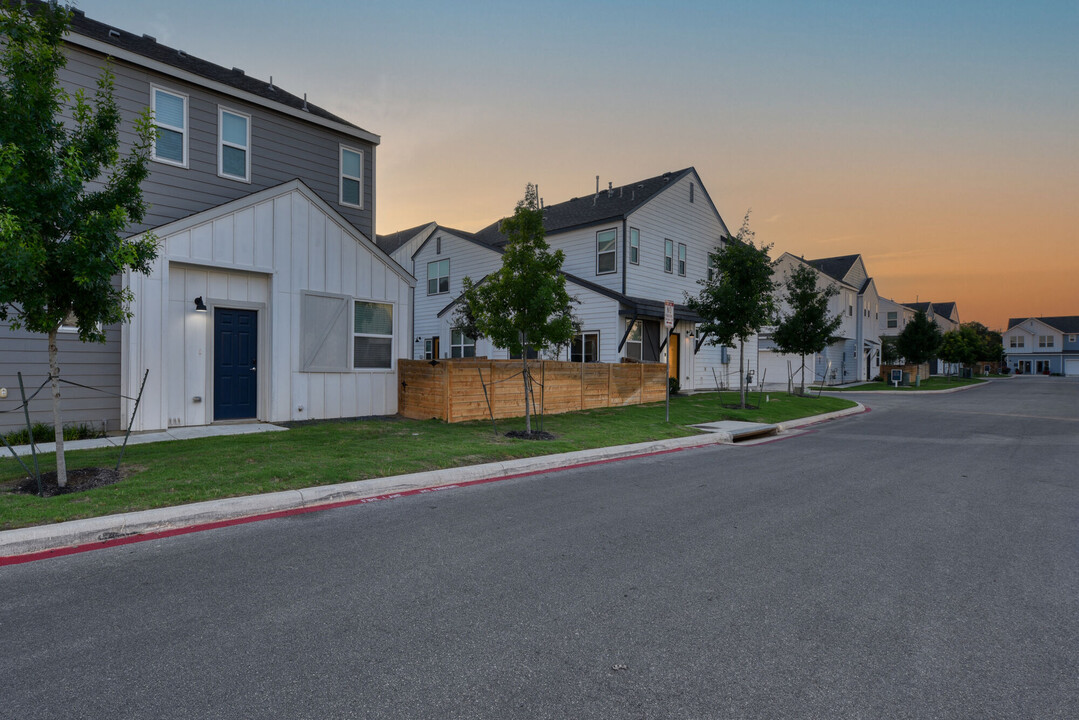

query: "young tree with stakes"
left=0, top=1, right=158, bottom=487
left=456, top=184, right=576, bottom=434
left=686, top=212, right=776, bottom=408
left=772, top=263, right=843, bottom=394
left=895, top=310, right=943, bottom=374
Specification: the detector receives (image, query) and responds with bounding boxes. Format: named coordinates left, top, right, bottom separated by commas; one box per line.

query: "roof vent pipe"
left=302, top=93, right=309, bottom=111
left=608, top=182, right=613, bottom=198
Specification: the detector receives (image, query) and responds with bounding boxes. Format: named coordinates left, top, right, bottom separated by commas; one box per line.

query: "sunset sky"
left=79, top=0, right=1077, bottom=331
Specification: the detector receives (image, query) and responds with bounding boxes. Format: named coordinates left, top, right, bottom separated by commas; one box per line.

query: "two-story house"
left=1004, top=316, right=1079, bottom=376
left=897, top=301, right=961, bottom=374
left=759, top=253, right=881, bottom=386
left=0, top=4, right=413, bottom=434
left=878, top=297, right=916, bottom=337
left=388, top=168, right=754, bottom=391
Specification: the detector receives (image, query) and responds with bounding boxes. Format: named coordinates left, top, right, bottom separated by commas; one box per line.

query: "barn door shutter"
left=301, top=293, right=350, bottom=371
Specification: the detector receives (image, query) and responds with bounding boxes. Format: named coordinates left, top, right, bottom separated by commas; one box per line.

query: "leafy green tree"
left=0, top=2, right=158, bottom=486
left=687, top=212, right=776, bottom=408
left=939, top=325, right=986, bottom=375
left=896, top=311, right=942, bottom=369
left=962, top=321, right=1005, bottom=363
left=456, top=184, right=576, bottom=433
left=772, top=262, right=843, bottom=394
left=880, top=335, right=901, bottom=365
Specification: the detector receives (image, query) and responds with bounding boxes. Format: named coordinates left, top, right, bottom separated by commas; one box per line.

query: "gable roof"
left=806, top=254, right=861, bottom=283
left=471, top=168, right=699, bottom=248
left=49, top=3, right=377, bottom=143
left=1007, top=316, right=1079, bottom=334
left=902, top=302, right=958, bottom=320
left=377, top=222, right=436, bottom=255
left=140, top=179, right=413, bottom=284
left=775, top=252, right=859, bottom=291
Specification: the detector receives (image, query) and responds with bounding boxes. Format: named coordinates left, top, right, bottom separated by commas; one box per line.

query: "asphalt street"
left=2, top=377, right=1077, bottom=719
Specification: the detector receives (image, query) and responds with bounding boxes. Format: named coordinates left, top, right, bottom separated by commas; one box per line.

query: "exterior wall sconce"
left=194, top=296, right=207, bottom=312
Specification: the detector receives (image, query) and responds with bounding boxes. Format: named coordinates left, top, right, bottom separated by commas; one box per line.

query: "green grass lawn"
left=824, top=376, right=987, bottom=391
left=0, top=391, right=855, bottom=530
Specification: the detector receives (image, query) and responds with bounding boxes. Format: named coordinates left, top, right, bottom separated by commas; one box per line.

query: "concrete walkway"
left=4, top=422, right=289, bottom=458
left=0, top=404, right=865, bottom=560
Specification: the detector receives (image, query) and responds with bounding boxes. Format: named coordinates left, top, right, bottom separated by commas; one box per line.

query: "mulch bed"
left=504, top=430, right=556, bottom=441
left=14, top=467, right=123, bottom=497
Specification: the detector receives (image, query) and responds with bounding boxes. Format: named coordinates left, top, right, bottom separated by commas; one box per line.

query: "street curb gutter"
left=0, top=403, right=866, bottom=563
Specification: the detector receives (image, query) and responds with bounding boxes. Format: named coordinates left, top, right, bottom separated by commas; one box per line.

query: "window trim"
left=217, top=106, right=251, bottom=182
left=352, top=299, right=394, bottom=371
left=596, top=228, right=617, bottom=275
left=1038, top=335, right=1054, bottom=348
left=450, top=328, right=477, bottom=358
left=677, top=243, right=687, bottom=277
left=664, top=239, right=674, bottom=274
left=151, top=85, right=188, bottom=168
left=629, top=227, right=640, bottom=265
left=571, top=331, right=600, bottom=363
left=625, top=320, right=643, bottom=361
left=1010, top=335, right=1024, bottom=348
left=887, top=311, right=898, bottom=329
left=427, top=259, right=450, bottom=296
left=339, top=144, right=364, bottom=209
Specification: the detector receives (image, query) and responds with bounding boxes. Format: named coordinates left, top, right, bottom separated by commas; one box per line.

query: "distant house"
left=878, top=297, right=917, bottom=337
left=387, top=168, right=755, bottom=391
left=0, top=5, right=413, bottom=434
left=1003, top=316, right=1079, bottom=376
left=760, top=253, right=881, bottom=385
left=897, top=301, right=961, bottom=374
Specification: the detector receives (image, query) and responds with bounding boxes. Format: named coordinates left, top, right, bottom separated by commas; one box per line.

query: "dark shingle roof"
left=376, top=222, right=435, bottom=255
left=59, top=4, right=371, bottom=135
left=1007, top=316, right=1079, bottom=333
left=806, top=254, right=860, bottom=283
left=903, top=302, right=957, bottom=320
left=472, top=168, right=697, bottom=248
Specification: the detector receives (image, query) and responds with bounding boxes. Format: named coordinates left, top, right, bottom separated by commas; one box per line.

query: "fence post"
left=17, top=372, right=42, bottom=496
left=443, top=360, right=452, bottom=422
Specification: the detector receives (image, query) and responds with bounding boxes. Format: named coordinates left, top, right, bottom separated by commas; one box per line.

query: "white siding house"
left=386, top=168, right=755, bottom=391
left=123, top=181, right=413, bottom=431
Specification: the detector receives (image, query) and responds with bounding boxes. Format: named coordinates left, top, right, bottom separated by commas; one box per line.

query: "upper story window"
left=664, top=239, right=674, bottom=273
left=436, top=236, right=442, bottom=255
left=629, top=228, right=640, bottom=265
left=690, top=183, right=695, bottom=203
left=218, top=107, right=251, bottom=182
left=1070, top=334, right=1077, bottom=343
left=151, top=86, right=187, bottom=167
left=596, top=229, right=617, bottom=274
left=677, top=243, right=687, bottom=276
left=1010, top=335, right=1024, bottom=348
left=354, top=300, right=393, bottom=369
left=451, top=329, right=476, bottom=358
left=887, top=311, right=898, bottom=328
left=340, top=145, right=364, bottom=208
left=1038, top=335, right=1054, bottom=348
left=427, top=259, right=449, bottom=295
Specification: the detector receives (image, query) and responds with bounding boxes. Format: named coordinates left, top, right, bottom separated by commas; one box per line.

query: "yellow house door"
left=668, top=333, right=680, bottom=380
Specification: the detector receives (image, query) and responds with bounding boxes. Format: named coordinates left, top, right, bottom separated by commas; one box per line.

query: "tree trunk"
left=739, top=337, right=747, bottom=408
left=520, top=331, right=531, bottom=434
left=799, top=353, right=807, bottom=395
left=48, top=327, right=67, bottom=487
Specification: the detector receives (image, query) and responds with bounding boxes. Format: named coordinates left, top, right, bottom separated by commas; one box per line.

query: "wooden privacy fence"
left=398, top=358, right=668, bottom=423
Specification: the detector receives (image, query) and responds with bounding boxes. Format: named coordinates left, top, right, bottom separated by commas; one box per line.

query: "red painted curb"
left=1, top=441, right=719, bottom=567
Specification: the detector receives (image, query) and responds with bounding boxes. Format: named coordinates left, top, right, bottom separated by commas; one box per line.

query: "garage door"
left=1065, top=359, right=1079, bottom=377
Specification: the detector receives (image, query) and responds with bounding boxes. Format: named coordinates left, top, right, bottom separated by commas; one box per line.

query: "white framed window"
left=677, top=243, right=687, bottom=276
left=340, top=145, right=364, bottom=208
left=887, top=311, right=897, bottom=328
left=1069, top=334, right=1077, bottom=343
left=1038, top=335, right=1054, bottom=348
left=354, top=301, right=393, bottom=369
left=571, top=332, right=599, bottom=363
left=451, top=329, right=476, bottom=358
left=217, top=107, right=251, bottom=182
left=151, top=86, right=187, bottom=167
left=58, top=311, right=102, bottom=335
left=707, top=249, right=721, bottom=282
left=625, top=320, right=642, bottom=361
left=629, top=228, right=640, bottom=265
left=596, top=229, right=617, bottom=274
left=427, top=259, right=449, bottom=295
left=664, top=239, right=674, bottom=273
left=424, top=338, right=433, bottom=360
left=1010, top=335, right=1024, bottom=348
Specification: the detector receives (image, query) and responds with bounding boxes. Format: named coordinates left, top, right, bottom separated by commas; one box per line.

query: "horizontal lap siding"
left=0, top=323, right=122, bottom=435
left=398, top=360, right=666, bottom=422
left=60, top=47, right=375, bottom=240
left=548, top=225, right=623, bottom=294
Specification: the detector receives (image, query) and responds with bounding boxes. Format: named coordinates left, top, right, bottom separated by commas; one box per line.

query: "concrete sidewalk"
left=4, top=422, right=289, bottom=458
left=0, top=403, right=865, bottom=560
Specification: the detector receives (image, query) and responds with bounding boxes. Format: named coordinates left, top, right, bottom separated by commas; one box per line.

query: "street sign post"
left=664, top=301, right=674, bottom=422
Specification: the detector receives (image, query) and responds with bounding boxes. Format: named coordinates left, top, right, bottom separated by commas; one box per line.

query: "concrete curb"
left=0, top=403, right=866, bottom=560
left=822, top=382, right=989, bottom=395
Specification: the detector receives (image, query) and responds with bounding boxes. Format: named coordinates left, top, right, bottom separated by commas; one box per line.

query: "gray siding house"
left=385, top=168, right=755, bottom=391
left=1, top=6, right=413, bottom=433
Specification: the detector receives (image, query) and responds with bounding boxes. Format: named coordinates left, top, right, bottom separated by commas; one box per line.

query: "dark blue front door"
left=214, top=308, right=258, bottom=420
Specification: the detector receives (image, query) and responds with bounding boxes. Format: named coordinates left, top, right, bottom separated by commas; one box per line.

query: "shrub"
left=3, top=421, right=104, bottom=446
